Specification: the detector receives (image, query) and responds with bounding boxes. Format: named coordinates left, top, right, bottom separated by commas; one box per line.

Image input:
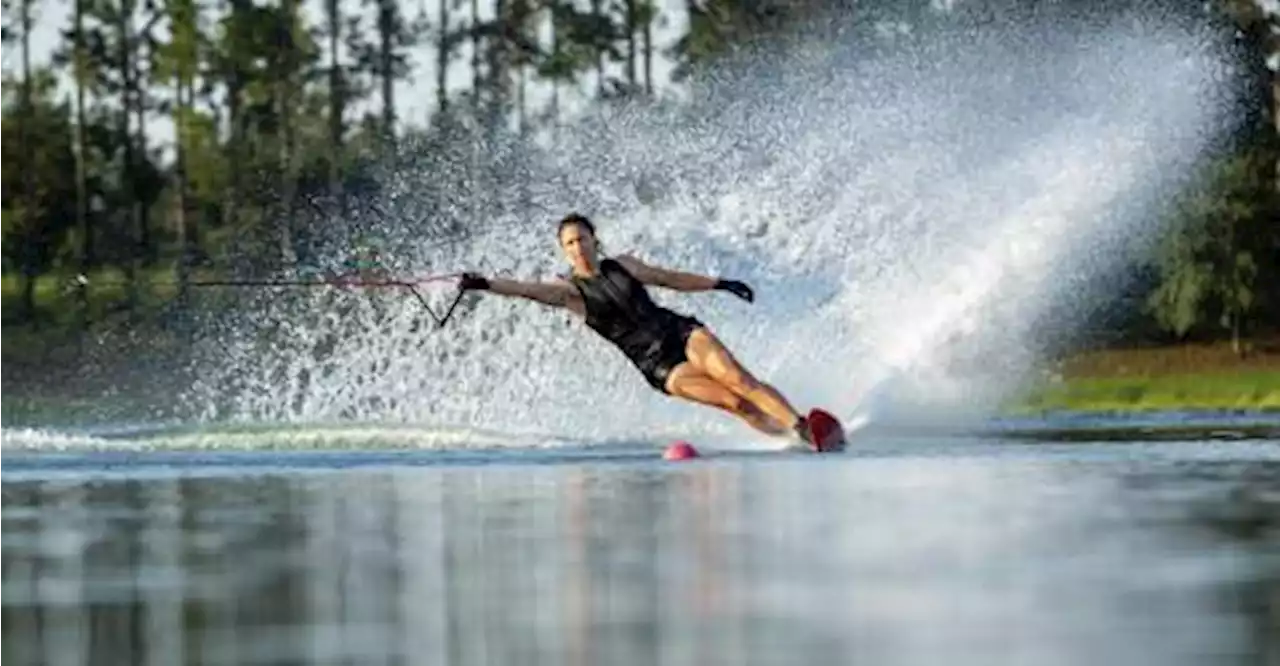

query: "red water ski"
left=805, top=408, right=847, bottom=452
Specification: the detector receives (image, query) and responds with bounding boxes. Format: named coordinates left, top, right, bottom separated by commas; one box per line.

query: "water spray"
left=37, top=9, right=1244, bottom=447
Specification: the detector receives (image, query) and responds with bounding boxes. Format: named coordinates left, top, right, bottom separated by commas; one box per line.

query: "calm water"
left=3, top=437, right=1279, bottom=666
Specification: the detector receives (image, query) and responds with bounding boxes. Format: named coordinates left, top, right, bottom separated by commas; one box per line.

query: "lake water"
left=3, top=429, right=1278, bottom=666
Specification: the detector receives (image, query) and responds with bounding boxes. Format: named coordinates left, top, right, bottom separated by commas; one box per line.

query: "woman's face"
left=559, top=222, right=598, bottom=272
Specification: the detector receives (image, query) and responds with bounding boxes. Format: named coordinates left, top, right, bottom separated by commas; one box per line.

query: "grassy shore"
left=1, top=266, right=220, bottom=327
left=2, top=267, right=218, bottom=381
left=1006, top=340, right=1280, bottom=414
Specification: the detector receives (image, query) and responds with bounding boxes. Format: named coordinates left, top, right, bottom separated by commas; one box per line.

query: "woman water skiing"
left=457, top=213, right=838, bottom=450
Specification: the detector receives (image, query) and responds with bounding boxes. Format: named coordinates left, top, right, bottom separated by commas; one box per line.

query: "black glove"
left=459, top=272, right=490, bottom=291
left=714, top=279, right=754, bottom=303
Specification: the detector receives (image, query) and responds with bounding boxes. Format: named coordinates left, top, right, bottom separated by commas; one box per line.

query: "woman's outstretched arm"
left=613, top=255, right=754, bottom=302
left=460, top=273, right=585, bottom=313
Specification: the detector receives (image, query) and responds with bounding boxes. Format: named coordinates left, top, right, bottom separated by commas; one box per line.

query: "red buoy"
left=663, top=441, right=700, bottom=461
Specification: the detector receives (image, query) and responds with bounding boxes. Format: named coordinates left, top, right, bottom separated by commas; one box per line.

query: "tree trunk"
left=184, top=79, right=197, bottom=271
left=278, top=0, right=299, bottom=268
left=516, top=49, right=526, bottom=135
left=625, top=0, right=635, bottom=93
left=118, top=0, right=140, bottom=310
left=518, top=63, right=530, bottom=228
left=134, top=21, right=151, bottom=269
left=470, top=0, right=480, bottom=109
left=74, top=0, right=92, bottom=323
left=378, top=0, right=395, bottom=139
left=19, top=0, right=34, bottom=322
left=174, top=71, right=192, bottom=300
left=223, top=0, right=247, bottom=241
left=486, top=0, right=504, bottom=128
left=642, top=5, right=652, bottom=96
left=1273, top=69, right=1278, bottom=200
left=549, top=2, right=559, bottom=140
left=436, top=0, right=449, bottom=114
left=327, top=0, right=344, bottom=209
left=591, top=0, right=603, bottom=99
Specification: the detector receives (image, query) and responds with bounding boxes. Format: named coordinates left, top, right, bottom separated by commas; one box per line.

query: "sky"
left=2, top=0, right=693, bottom=148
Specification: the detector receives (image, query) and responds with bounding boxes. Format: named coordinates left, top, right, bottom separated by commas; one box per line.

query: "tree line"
left=2, top=0, right=1277, bottom=352
left=2, top=0, right=674, bottom=311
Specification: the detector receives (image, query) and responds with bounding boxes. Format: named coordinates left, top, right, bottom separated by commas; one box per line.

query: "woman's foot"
left=792, top=415, right=815, bottom=447
left=792, top=411, right=846, bottom=452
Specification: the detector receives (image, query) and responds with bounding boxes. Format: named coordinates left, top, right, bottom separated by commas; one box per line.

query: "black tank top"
left=568, top=258, right=689, bottom=361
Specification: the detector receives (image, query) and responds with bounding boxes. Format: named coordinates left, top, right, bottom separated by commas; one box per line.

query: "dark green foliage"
left=2, top=71, right=80, bottom=283
left=1147, top=145, right=1280, bottom=349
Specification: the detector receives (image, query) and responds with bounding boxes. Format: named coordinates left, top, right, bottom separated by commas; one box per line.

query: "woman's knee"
left=710, top=360, right=761, bottom=396
left=729, top=373, right=763, bottom=399
left=715, top=393, right=762, bottom=419
left=669, top=377, right=751, bottom=414
left=688, top=332, right=758, bottom=392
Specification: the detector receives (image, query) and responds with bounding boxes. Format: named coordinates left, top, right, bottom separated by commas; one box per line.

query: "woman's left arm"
left=615, top=254, right=754, bottom=302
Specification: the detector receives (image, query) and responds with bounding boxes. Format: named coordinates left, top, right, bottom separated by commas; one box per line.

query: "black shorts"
left=633, top=316, right=703, bottom=394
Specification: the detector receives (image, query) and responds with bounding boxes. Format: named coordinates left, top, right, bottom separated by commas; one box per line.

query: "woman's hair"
left=557, top=213, right=596, bottom=239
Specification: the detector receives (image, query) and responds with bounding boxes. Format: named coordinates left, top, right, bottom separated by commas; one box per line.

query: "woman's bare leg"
left=663, top=363, right=791, bottom=436
left=683, top=328, right=805, bottom=432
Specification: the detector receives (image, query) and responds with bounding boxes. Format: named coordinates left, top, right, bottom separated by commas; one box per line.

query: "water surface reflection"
left=3, top=446, right=1277, bottom=665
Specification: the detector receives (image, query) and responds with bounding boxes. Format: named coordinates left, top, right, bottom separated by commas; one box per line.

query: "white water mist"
left=184, top=11, right=1236, bottom=445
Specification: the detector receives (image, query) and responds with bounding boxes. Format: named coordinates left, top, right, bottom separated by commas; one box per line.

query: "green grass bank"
left=1006, top=341, right=1280, bottom=414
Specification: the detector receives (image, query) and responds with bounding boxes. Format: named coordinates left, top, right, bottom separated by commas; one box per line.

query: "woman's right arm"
left=461, top=273, right=584, bottom=314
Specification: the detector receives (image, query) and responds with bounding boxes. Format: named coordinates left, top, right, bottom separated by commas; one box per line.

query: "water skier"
left=457, top=213, right=842, bottom=451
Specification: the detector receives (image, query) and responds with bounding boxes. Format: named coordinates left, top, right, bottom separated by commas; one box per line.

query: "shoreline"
left=1004, top=342, right=1280, bottom=416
